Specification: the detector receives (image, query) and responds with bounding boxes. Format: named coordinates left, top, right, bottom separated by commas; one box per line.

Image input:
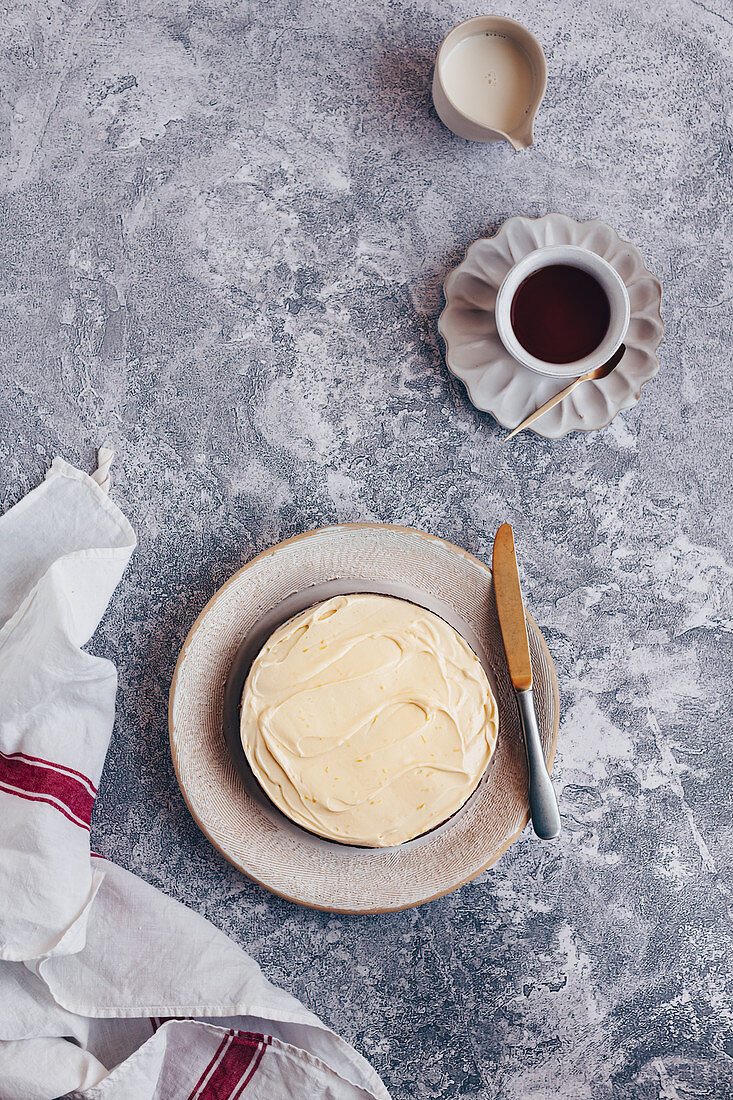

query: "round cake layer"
left=240, top=593, right=498, bottom=847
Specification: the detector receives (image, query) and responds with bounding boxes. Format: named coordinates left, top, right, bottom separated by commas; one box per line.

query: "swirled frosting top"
left=240, top=593, right=498, bottom=847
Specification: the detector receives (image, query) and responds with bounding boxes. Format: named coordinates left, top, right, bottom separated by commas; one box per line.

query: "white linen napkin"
left=0, top=455, right=389, bottom=1100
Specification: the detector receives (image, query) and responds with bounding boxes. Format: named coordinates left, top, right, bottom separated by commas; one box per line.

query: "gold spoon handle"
left=505, top=376, right=585, bottom=440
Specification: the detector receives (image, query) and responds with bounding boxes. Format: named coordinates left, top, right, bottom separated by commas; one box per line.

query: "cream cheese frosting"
left=240, top=593, right=498, bottom=847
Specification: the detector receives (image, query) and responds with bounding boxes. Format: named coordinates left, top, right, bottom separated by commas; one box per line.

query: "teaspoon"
left=505, top=343, right=627, bottom=440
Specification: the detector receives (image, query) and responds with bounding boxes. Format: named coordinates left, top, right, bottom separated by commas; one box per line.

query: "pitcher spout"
left=507, top=119, right=535, bottom=151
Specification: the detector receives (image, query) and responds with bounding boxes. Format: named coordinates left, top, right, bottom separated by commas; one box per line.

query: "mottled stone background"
left=1, top=0, right=732, bottom=1096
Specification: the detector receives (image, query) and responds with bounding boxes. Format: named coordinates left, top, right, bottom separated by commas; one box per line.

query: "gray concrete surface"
left=1, top=0, right=732, bottom=1096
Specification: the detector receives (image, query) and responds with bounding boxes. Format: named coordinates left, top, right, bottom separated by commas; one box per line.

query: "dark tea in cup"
left=510, top=265, right=610, bottom=364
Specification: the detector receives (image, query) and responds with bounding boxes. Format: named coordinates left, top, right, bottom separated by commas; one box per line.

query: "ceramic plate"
left=439, top=214, right=664, bottom=438
left=169, top=524, right=559, bottom=913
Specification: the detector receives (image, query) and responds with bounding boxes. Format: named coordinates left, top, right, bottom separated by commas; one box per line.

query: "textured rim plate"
left=169, top=525, right=560, bottom=913
left=438, top=214, right=664, bottom=438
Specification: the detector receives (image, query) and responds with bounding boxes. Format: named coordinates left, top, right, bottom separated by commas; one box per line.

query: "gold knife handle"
left=516, top=688, right=561, bottom=839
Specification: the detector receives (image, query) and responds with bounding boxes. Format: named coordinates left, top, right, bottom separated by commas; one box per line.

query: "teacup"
left=495, top=245, right=630, bottom=378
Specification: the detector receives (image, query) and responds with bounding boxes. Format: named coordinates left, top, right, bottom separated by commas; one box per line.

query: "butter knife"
left=492, top=523, right=561, bottom=840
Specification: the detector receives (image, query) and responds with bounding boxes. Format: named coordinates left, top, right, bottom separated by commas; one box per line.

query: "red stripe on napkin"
left=191, top=1031, right=269, bottom=1099
left=1, top=750, right=97, bottom=793
left=230, top=1036, right=270, bottom=1098
left=0, top=751, right=95, bottom=829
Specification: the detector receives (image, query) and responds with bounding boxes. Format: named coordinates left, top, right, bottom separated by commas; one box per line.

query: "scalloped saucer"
left=438, top=214, right=663, bottom=438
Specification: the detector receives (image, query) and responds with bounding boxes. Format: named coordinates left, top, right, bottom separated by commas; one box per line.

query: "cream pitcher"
left=432, top=16, right=548, bottom=149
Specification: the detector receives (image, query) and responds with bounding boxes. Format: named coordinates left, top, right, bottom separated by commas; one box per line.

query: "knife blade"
left=492, top=522, right=533, bottom=691
left=492, top=522, right=561, bottom=840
